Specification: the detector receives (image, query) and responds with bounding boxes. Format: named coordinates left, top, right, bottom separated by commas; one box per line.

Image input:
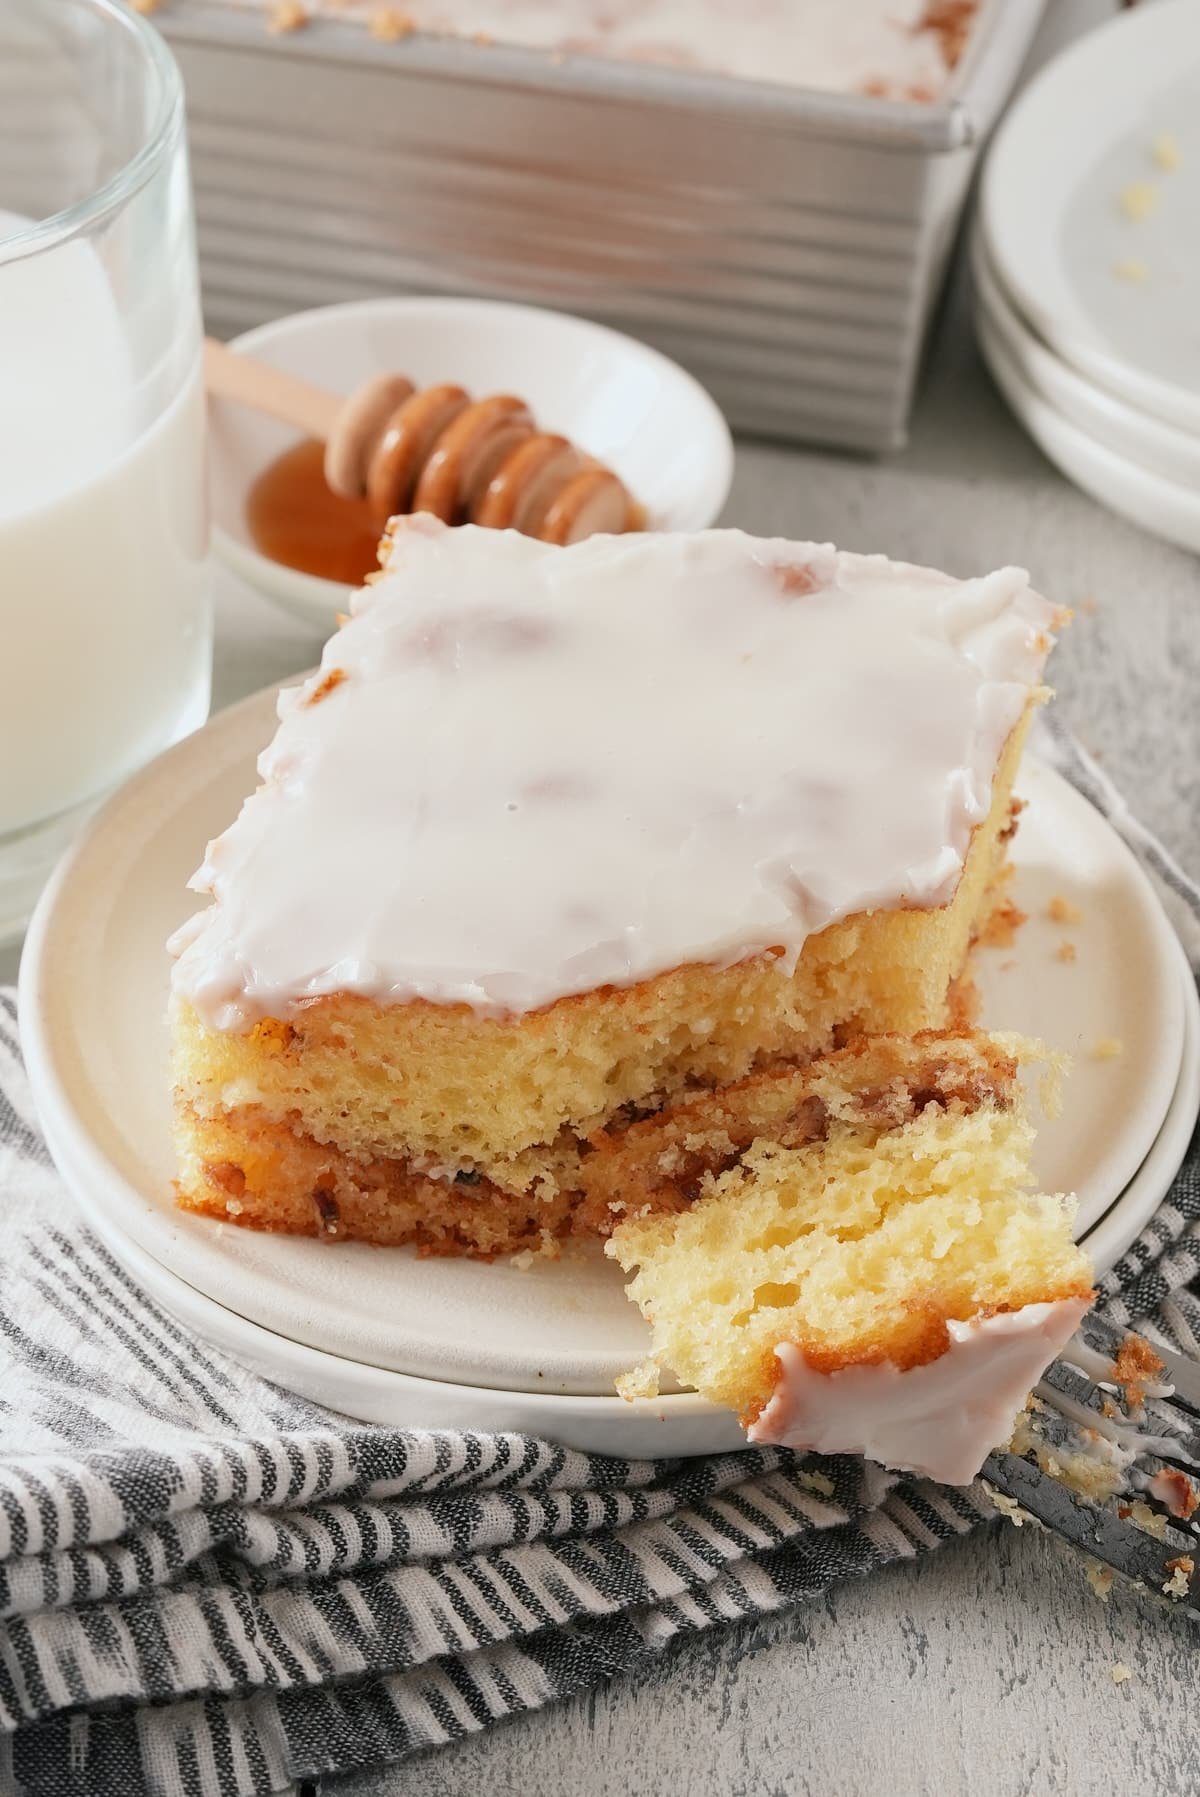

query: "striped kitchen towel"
left=1, top=725, right=1198, bottom=1797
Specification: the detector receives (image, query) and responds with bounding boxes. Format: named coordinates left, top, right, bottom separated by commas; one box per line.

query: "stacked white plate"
left=975, top=0, right=1200, bottom=556
left=19, top=686, right=1200, bottom=1457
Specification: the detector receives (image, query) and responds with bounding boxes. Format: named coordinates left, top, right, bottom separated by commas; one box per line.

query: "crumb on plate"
left=1055, top=942, right=1077, bottom=964
left=976, top=899, right=1027, bottom=951
left=1119, top=181, right=1159, bottom=222
left=1093, top=1036, right=1123, bottom=1061
left=369, top=6, right=416, bottom=39
left=615, top=1360, right=661, bottom=1402
left=267, top=0, right=308, bottom=29
left=1114, top=259, right=1150, bottom=284
left=1047, top=896, right=1083, bottom=926
left=1152, top=133, right=1181, bottom=172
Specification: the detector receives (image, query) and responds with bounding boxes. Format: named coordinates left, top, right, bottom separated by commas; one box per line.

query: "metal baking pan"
left=161, top=0, right=1047, bottom=450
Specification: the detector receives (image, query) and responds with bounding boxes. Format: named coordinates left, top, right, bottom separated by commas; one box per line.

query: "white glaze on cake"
left=747, top=1298, right=1092, bottom=1485
left=170, top=519, right=1057, bottom=1031
left=226, top=0, right=973, bottom=99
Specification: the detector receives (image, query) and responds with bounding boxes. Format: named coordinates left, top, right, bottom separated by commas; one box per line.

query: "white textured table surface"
left=6, top=5, right=1200, bottom=1789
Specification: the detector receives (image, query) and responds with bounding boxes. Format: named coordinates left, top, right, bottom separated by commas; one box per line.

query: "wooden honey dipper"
left=204, top=338, right=639, bottom=545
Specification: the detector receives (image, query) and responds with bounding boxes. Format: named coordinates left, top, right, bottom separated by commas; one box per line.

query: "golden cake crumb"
left=1152, top=133, right=1181, bottom=172
left=1115, top=259, right=1150, bottom=284
left=975, top=898, right=1027, bottom=950
left=1119, top=181, right=1159, bottom=222
left=1112, top=1333, right=1164, bottom=1406
left=989, top=1490, right=1025, bottom=1527
left=615, top=1360, right=661, bottom=1402
left=1117, top=1499, right=1168, bottom=1540
left=1093, top=1036, right=1123, bottom=1061
left=1162, top=1555, right=1193, bottom=1599
left=130, top=0, right=161, bottom=12
left=1111, top=1662, right=1133, bottom=1686
left=1085, top=1559, right=1115, bottom=1603
left=1047, top=896, right=1082, bottom=926
left=1055, top=942, right=1077, bottom=964
left=369, top=7, right=416, bottom=41
left=267, top=0, right=309, bottom=30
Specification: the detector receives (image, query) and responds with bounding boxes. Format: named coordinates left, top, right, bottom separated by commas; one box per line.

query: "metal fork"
left=983, top=1309, right=1200, bottom=1614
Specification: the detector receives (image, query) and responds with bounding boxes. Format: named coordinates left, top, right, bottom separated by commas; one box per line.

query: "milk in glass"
left=0, top=221, right=210, bottom=836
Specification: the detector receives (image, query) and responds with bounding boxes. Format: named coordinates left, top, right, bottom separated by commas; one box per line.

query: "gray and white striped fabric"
left=1, top=728, right=1198, bottom=1797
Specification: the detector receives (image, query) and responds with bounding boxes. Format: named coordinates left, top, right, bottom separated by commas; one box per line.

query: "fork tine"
left=982, top=1448, right=1200, bottom=1608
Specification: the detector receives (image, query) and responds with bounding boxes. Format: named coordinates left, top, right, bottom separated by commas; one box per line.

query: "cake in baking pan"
left=168, top=516, right=1090, bottom=1480
left=218, top=0, right=978, bottom=101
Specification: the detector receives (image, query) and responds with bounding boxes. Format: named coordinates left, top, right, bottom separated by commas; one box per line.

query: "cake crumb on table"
left=1085, top=1560, right=1116, bottom=1602
left=267, top=0, right=308, bottom=31
left=1111, top=1662, right=1133, bottom=1686
left=1152, top=133, right=1181, bottom=172
left=1047, top=895, right=1082, bottom=926
left=1093, top=1036, right=1124, bottom=1061
left=1118, top=181, right=1159, bottom=221
left=1084, top=1559, right=1115, bottom=1603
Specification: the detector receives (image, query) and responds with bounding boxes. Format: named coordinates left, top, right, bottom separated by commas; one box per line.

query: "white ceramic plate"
left=976, top=297, right=1200, bottom=558
left=973, top=234, right=1200, bottom=492
left=1084, top=937, right=1199, bottom=1279
left=981, top=0, right=1200, bottom=436
left=62, top=955, right=1198, bottom=1456
left=209, top=297, right=735, bottom=631
left=20, top=682, right=1187, bottom=1404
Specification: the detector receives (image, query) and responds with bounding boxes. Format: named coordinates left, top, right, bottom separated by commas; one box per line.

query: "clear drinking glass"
left=0, top=0, right=210, bottom=941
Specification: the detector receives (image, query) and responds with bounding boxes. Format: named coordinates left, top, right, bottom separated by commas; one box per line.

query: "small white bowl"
left=209, top=296, right=735, bottom=631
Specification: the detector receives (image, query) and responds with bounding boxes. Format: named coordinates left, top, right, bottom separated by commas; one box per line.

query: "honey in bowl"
left=246, top=438, right=383, bottom=587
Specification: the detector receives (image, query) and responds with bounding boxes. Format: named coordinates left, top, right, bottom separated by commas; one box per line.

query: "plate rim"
left=971, top=233, right=1200, bottom=487
left=980, top=0, right=1200, bottom=436
left=975, top=297, right=1200, bottom=558
left=18, top=680, right=1188, bottom=1398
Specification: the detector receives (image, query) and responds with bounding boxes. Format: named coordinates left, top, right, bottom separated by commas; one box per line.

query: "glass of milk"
left=0, top=0, right=211, bottom=940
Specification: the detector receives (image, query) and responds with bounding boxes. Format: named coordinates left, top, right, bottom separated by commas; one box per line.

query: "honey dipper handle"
left=203, top=336, right=342, bottom=441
